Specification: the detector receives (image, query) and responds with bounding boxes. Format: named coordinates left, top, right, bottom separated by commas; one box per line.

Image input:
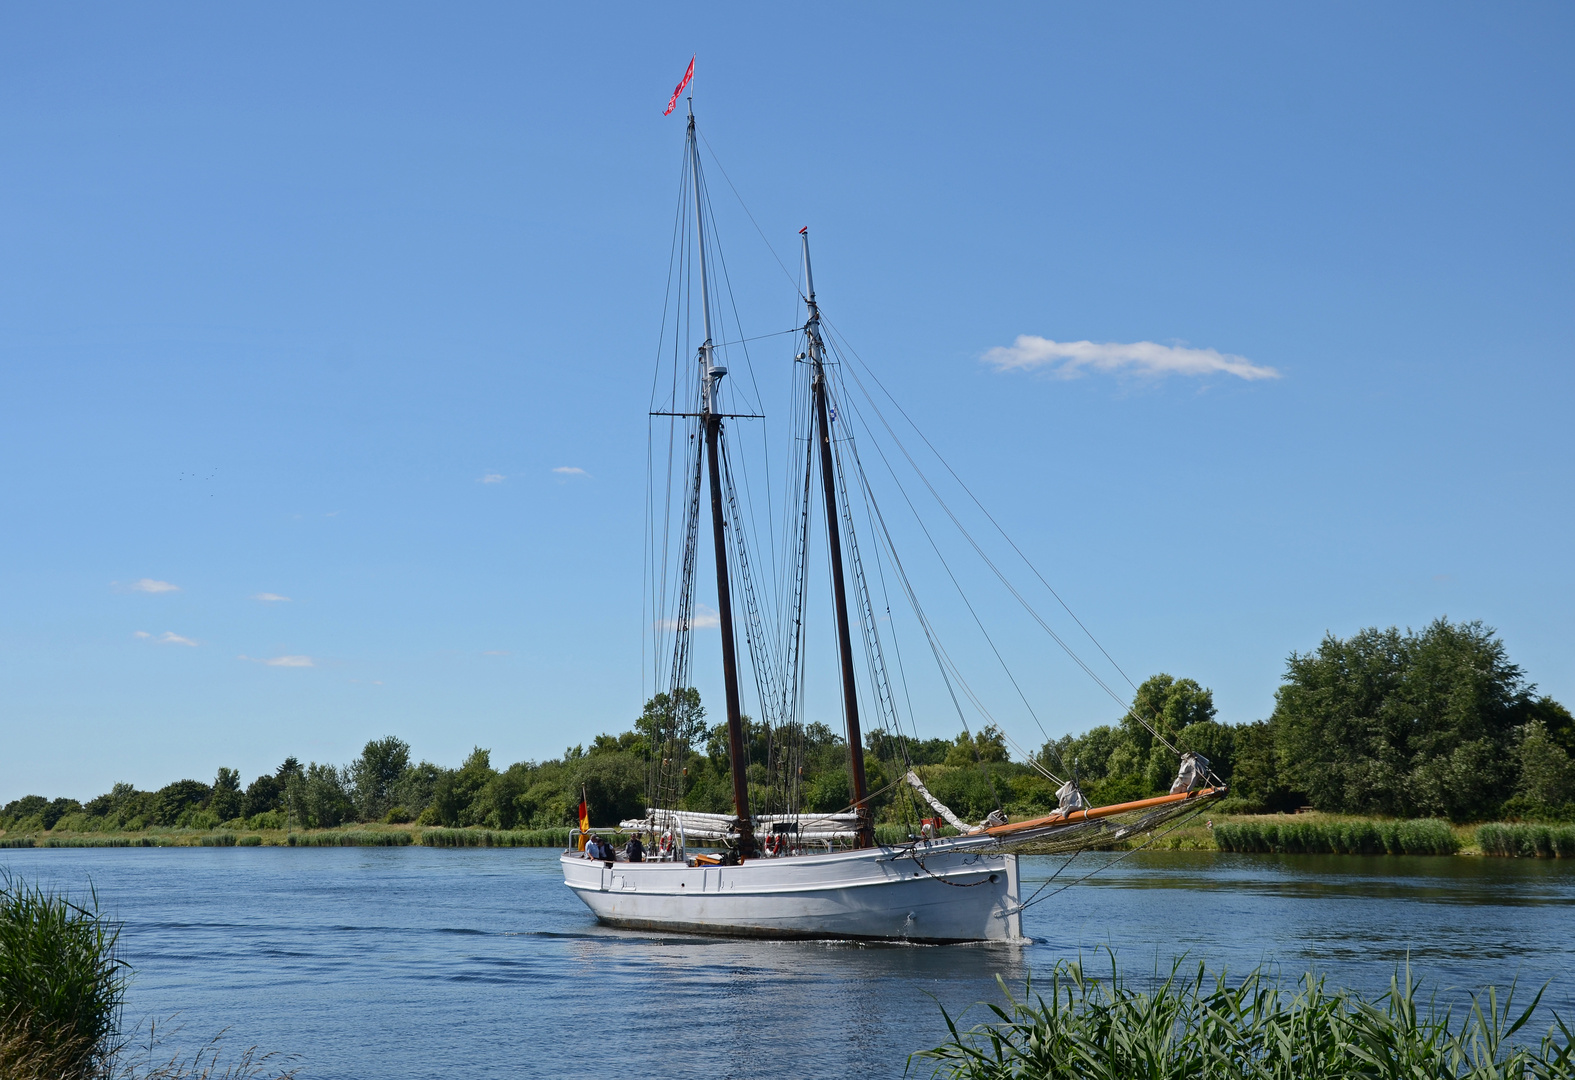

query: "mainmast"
left=800, top=228, right=874, bottom=849
left=689, top=103, right=756, bottom=857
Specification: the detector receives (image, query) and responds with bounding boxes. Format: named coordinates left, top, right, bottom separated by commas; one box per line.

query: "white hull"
left=561, top=838, right=1022, bottom=943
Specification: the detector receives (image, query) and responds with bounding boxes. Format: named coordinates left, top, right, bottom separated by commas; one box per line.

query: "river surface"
left=3, top=847, right=1571, bottom=1079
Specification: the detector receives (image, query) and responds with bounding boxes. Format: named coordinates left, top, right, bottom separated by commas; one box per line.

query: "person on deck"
left=625, top=835, right=645, bottom=863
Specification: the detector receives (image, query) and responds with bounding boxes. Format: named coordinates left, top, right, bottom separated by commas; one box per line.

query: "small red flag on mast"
left=663, top=55, right=695, bottom=116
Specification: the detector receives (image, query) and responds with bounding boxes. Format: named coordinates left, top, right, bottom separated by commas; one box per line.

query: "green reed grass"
left=913, top=955, right=1573, bottom=1080
left=0, top=874, right=126, bottom=1080
left=417, top=827, right=571, bottom=847
left=285, top=830, right=412, bottom=847
left=1212, top=817, right=1458, bottom=855
left=1478, top=823, right=1575, bottom=858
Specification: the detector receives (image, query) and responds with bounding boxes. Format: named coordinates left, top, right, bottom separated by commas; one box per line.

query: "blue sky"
left=3, top=4, right=1572, bottom=803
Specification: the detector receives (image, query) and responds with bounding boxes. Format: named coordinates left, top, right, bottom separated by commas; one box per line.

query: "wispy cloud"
left=117, top=578, right=180, bottom=594
left=478, top=473, right=506, bottom=484
left=252, top=593, right=291, bottom=603
left=238, top=654, right=315, bottom=667
left=136, top=630, right=197, bottom=646
left=552, top=466, right=590, bottom=478
left=656, top=604, right=720, bottom=631
left=982, top=336, right=1279, bottom=381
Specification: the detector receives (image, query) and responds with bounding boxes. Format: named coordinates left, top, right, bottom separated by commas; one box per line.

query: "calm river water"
left=3, top=847, right=1571, bottom=1079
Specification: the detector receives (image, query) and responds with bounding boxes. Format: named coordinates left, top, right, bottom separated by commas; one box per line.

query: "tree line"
left=3, top=618, right=1570, bottom=835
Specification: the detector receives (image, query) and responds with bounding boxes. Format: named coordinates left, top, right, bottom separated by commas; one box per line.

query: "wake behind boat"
left=559, top=86, right=1223, bottom=944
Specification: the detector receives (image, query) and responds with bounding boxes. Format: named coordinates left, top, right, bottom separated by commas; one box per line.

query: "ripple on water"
left=2, top=846, right=1572, bottom=1080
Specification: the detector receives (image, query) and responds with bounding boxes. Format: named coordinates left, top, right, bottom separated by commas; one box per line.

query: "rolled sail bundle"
left=618, top=808, right=862, bottom=843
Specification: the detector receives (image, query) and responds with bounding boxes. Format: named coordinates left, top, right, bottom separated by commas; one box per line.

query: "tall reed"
left=418, top=827, right=570, bottom=848
left=0, top=875, right=125, bottom=1080
left=913, top=955, right=1572, bottom=1080
left=284, top=830, right=412, bottom=847
left=1478, top=823, right=1575, bottom=858
left=1213, top=818, right=1458, bottom=855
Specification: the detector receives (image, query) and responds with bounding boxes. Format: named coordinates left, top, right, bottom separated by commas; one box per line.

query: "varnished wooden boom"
left=984, top=785, right=1226, bottom=839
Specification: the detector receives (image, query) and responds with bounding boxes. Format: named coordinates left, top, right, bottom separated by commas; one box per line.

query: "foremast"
left=688, top=104, right=756, bottom=857
left=800, top=229, right=875, bottom=849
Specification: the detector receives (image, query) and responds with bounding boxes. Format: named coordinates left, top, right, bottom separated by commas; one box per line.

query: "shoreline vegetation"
left=6, top=618, right=1574, bottom=855
left=916, top=955, right=1573, bottom=1079
left=4, top=816, right=1575, bottom=858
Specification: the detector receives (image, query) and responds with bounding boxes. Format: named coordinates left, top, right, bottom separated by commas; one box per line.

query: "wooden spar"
left=706, top=414, right=755, bottom=855
left=802, top=229, right=873, bottom=849
left=983, top=785, right=1227, bottom=839
left=689, top=105, right=754, bottom=856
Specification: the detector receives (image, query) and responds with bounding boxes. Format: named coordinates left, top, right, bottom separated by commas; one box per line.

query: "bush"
left=246, top=810, right=285, bottom=831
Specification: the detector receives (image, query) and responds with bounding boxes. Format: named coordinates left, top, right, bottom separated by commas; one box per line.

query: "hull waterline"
left=561, top=840, right=1023, bottom=943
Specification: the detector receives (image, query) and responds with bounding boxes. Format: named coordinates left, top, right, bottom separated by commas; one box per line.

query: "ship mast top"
left=687, top=102, right=754, bottom=856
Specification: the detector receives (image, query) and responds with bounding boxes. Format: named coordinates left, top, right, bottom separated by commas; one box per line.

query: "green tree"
left=241, top=774, right=284, bottom=818
left=286, top=763, right=353, bottom=828
left=209, top=768, right=243, bottom=822
left=573, top=752, right=646, bottom=826
left=428, top=748, right=496, bottom=826
left=944, top=725, right=1010, bottom=768
left=391, top=760, right=443, bottom=820
left=1513, top=720, right=1575, bottom=811
left=1123, top=674, right=1217, bottom=758
left=1273, top=618, right=1533, bottom=821
left=152, top=780, right=210, bottom=827
left=1228, top=720, right=1299, bottom=811
left=635, top=688, right=706, bottom=756
left=349, top=736, right=411, bottom=821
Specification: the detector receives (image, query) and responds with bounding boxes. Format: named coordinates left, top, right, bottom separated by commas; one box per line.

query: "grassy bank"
left=0, top=824, right=573, bottom=849
left=5, top=816, right=1575, bottom=857
left=916, top=956, right=1572, bottom=1079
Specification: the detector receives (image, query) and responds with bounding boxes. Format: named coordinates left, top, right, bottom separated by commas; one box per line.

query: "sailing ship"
left=560, top=95, right=1224, bottom=943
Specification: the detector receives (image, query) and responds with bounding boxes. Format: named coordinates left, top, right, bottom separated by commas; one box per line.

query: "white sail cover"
left=1170, top=752, right=1210, bottom=794
left=904, top=771, right=985, bottom=834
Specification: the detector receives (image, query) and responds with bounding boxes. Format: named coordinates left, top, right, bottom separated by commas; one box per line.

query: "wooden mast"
left=688, top=103, right=755, bottom=857
left=801, top=228, right=874, bottom=849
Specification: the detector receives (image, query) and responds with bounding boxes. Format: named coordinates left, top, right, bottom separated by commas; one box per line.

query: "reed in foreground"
left=913, top=955, right=1572, bottom=1080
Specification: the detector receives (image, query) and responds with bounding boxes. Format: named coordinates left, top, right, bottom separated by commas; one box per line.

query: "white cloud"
left=552, top=466, right=590, bottom=478
left=252, top=593, right=291, bottom=603
left=478, top=473, right=506, bottom=484
left=118, top=578, right=180, bottom=593
left=657, top=604, right=720, bottom=631
left=135, top=630, right=197, bottom=645
left=982, top=336, right=1279, bottom=381
left=238, top=654, right=315, bottom=667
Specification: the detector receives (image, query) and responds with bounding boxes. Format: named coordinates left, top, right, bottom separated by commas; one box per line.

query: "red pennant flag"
left=663, top=56, right=695, bottom=116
